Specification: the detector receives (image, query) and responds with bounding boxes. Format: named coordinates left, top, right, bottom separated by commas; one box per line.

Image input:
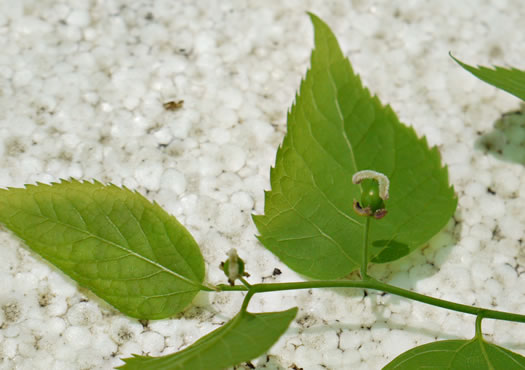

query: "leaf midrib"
left=478, top=337, right=496, bottom=370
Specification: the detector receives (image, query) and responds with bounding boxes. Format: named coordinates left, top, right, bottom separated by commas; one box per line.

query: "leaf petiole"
left=361, top=217, right=371, bottom=280
left=238, top=276, right=252, bottom=289
left=475, top=314, right=484, bottom=339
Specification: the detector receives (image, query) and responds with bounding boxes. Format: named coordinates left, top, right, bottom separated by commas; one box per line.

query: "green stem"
left=199, top=283, right=218, bottom=292
left=217, top=279, right=525, bottom=324
left=216, top=284, right=248, bottom=291
left=240, top=289, right=256, bottom=313
left=238, top=276, right=252, bottom=288
left=361, top=217, right=371, bottom=280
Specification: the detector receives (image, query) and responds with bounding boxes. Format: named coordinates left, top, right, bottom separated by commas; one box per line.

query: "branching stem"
left=217, top=279, right=525, bottom=324
left=216, top=208, right=525, bottom=327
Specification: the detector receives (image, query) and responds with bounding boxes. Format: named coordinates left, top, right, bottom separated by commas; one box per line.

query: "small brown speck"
left=163, top=100, right=184, bottom=111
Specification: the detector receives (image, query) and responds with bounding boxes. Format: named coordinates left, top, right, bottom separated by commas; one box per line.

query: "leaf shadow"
left=475, top=105, right=525, bottom=165
left=367, top=217, right=460, bottom=284
left=370, top=240, right=410, bottom=263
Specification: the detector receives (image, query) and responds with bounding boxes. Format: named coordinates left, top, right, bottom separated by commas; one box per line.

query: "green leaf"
left=384, top=337, right=525, bottom=369
left=253, top=13, right=456, bottom=279
left=117, top=307, right=298, bottom=370
left=451, top=54, right=525, bottom=101
left=0, top=180, right=205, bottom=319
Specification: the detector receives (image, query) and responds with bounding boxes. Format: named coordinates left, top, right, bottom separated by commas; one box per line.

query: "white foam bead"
left=219, top=144, right=246, bottom=172
left=12, top=69, right=33, bottom=87
left=66, top=10, right=91, bottom=27
left=358, top=340, right=382, bottom=363
left=467, top=221, right=492, bottom=241
left=294, top=345, right=324, bottom=368
left=20, top=352, right=54, bottom=370
left=479, top=194, right=505, bottom=219
left=470, top=261, right=493, bottom=282
left=442, top=142, right=469, bottom=165
left=247, top=119, right=275, bottom=143
left=2, top=323, right=20, bottom=339
left=14, top=270, right=40, bottom=292
left=219, top=87, right=243, bottom=110
left=216, top=172, right=242, bottom=194
left=123, top=95, right=140, bottom=110
left=214, top=106, right=238, bottom=129
left=134, top=160, right=163, bottom=191
left=499, top=213, right=523, bottom=240
left=60, top=24, right=82, bottom=41
left=160, top=168, right=186, bottom=195
left=141, top=331, right=165, bottom=355
left=494, top=260, right=518, bottom=283
left=215, top=203, right=244, bottom=234
left=149, top=320, right=179, bottom=338
left=0, top=242, right=19, bottom=273
left=2, top=338, right=18, bottom=359
left=193, top=32, right=216, bottom=54
left=161, top=56, right=189, bottom=75
left=87, top=336, right=116, bottom=365
left=66, top=301, right=102, bottom=327
left=169, top=116, right=193, bottom=139
left=63, top=326, right=92, bottom=349
left=141, top=23, right=168, bottom=44
left=76, top=348, right=105, bottom=369
left=198, top=155, right=221, bottom=177
left=45, top=317, right=67, bottom=337
left=18, top=336, right=37, bottom=358
left=381, top=329, right=417, bottom=359
left=0, top=64, right=13, bottom=79
left=116, top=341, right=142, bottom=361
left=493, top=167, right=520, bottom=196
left=342, top=350, right=362, bottom=368
left=231, top=191, right=254, bottom=211
left=209, top=127, right=231, bottom=144
left=47, top=271, right=78, bottom=298
left=464, top=181, right=485, bottom=197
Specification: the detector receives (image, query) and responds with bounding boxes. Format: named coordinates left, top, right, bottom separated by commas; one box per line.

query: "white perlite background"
left=1, top=1, right=525, bottom=369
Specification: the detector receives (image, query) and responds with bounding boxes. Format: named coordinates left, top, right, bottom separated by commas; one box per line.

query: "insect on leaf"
left=117, top=307, right=298, bottom=370
left=384, top=337, right=525, bottom=369
left=451, top=54, right=525, bottom=102
left=0, top=180, right=205, bottom=319
left=253, top=13, right=457, bottom=279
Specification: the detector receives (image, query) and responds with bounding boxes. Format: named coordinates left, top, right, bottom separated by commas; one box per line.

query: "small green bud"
left=221, top=249, right=247, bottom=285
left=360, top=178, right=385, bottom=213
left=352, top=170, right=389, bottom=219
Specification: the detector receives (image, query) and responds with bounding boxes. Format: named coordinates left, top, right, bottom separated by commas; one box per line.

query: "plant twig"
left=218, top=279, right=525, bottom=324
